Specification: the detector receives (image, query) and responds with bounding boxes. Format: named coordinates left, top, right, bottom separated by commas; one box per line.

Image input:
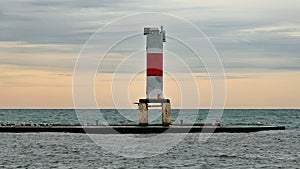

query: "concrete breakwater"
left=0, top=123, right=285, bottom=134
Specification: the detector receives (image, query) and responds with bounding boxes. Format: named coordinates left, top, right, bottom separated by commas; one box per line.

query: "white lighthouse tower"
left=144, top=26, right=165, bottom=99
left=137, top=26, right=171, bottom=126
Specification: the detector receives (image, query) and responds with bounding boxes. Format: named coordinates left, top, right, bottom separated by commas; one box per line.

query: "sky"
left=0, top=0, right=300, bottom=108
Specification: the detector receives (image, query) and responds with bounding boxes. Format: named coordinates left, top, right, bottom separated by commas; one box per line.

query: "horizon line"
left=0, top=107, right=299, bottom=110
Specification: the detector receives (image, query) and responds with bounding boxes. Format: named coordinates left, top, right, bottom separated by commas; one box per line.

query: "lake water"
left=0, top=109, right=299, bottom=168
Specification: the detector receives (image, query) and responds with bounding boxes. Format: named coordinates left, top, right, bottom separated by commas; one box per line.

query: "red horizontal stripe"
left=147, top=53, right=163, bottom=76
left=147, top=68, right=162, bottom=76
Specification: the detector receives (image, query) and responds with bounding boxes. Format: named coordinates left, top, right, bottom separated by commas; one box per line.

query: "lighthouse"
left=137, top=26, right=171, bottom=126
left=144, top=26, right=165, bottom=99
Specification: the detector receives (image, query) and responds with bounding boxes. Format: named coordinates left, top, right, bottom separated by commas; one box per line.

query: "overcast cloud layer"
left=1, top=0, right=300, bottom=73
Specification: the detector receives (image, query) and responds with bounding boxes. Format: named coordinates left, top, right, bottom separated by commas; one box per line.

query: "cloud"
left=239, top=23, right=300, bottom=37
left=0, top=41, right=80, bottom=53
left=0, top=64, right=72, bottom=87
left=1, top=0, right=300, bottom=74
